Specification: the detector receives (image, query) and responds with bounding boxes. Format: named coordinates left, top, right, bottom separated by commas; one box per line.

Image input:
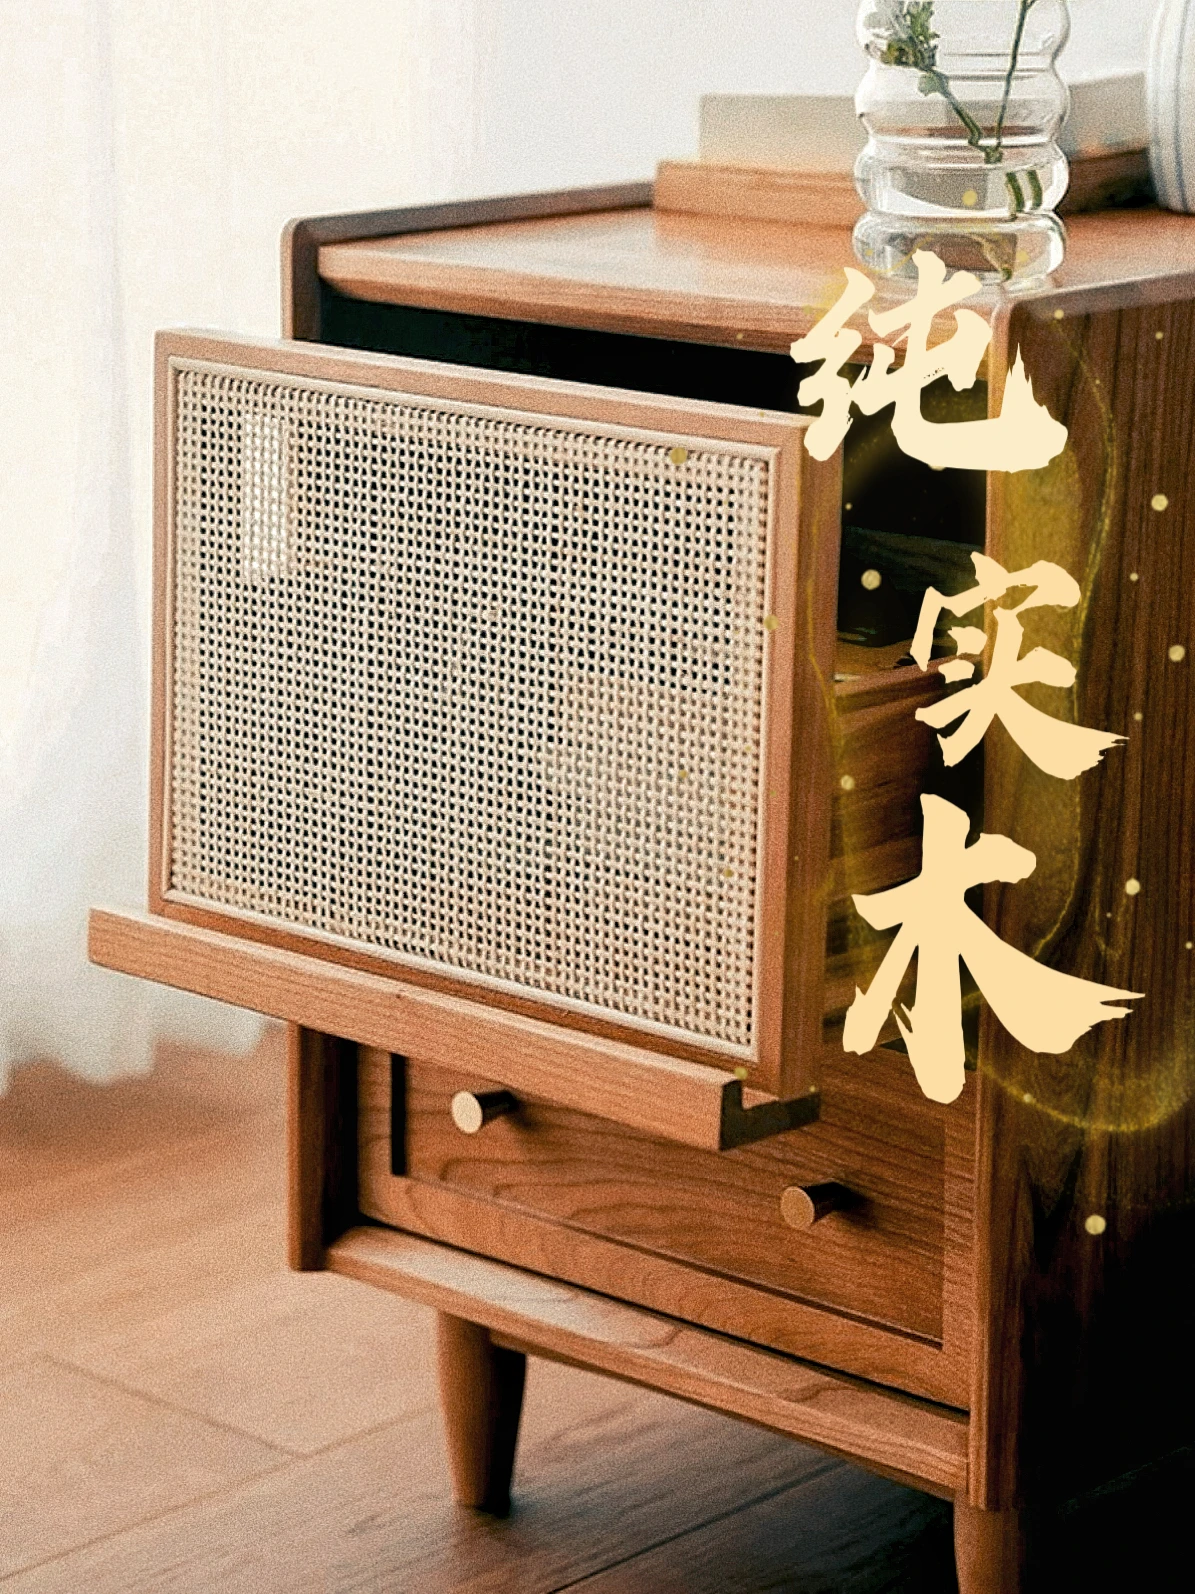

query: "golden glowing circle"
left=1133, top=711, right=1143, bottom=722
left=669, top=446, right=689, bottom=465
left=1125, top=878, right=1142, bottom=896
left=1157, top=330, right=1165, bottom=340
left=1085, top=1214, right=1107, bottom=1236
left=1053, top=308, right=1064, bottom=320
left=1170, top=644, right=1187, bottom=662
left=734, top=1066, right=749, bottom=1081
left=840, top=774, right=856, bottom=792
left=1129, top=572, right=1139, bottom=582
left=962, top=188, right=979, bottom=207
left=861, top=568, right=882, bottom=591
left=762, top=614, right=778, bottom=632
left=1152, top=493, right=1170, bottom=511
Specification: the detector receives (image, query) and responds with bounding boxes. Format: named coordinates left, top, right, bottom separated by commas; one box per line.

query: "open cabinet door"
left=99, top=329, right=842, bottom=1144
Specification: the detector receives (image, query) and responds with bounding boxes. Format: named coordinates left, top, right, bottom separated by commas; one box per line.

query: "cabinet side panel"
left=288, top=1026, right=360, bottom=1269
left=972, top=293, right=1195, bottom=1509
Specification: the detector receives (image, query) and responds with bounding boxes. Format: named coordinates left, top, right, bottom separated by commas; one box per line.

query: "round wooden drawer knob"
left=779, top=1181, right=852, bottom=1230
left=451, top=1089, right=519, bottom=1134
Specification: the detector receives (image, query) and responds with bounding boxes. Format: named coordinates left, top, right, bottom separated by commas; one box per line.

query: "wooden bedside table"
left=91, top=181, right=1195, bottom=1591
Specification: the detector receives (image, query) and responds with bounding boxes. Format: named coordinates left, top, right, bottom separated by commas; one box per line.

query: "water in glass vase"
left=854, top=0, right=1070, bottom=282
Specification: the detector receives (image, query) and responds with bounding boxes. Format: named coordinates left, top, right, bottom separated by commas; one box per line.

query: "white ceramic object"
left=698, top=76, right=1145, bottom=176
left=1064, top=71, right=1148, bottom=156
left=1148, top=0, right=1195, bottom=211
left=699, top=94, right=866, bottom=172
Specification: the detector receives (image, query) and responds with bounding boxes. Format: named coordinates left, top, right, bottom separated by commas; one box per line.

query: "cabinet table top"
left=319, top=204, right=1195, bottom=355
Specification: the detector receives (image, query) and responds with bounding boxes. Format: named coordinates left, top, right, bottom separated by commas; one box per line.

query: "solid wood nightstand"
left=91, top=181, right=1195, bottom=1591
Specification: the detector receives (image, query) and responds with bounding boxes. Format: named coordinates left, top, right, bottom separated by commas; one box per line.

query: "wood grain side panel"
left=327, top=1225, right=969, bottom=1496
left=972, top=290, right=1195, bottom=1509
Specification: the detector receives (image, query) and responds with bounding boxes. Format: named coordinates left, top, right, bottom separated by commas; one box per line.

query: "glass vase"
left=854, top=1, right=1070, bottom=282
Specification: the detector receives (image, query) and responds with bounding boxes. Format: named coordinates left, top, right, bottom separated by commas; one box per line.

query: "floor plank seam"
left=43, top=1354, right=299, bottom=1458
left=542, top=1455, right=849, bottom=1594
left=295, top=1398, right=445, bottom=1459
left=0, top=1451, right=305, bottom=1587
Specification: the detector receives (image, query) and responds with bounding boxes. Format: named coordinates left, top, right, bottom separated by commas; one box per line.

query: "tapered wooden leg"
left=954, top=1500, right=1023, bottom=1594
left=436, top=1312, right=527, bottom=1515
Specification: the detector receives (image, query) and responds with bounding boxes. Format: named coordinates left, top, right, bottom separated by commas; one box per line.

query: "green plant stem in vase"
left=855, top=0, right=1070, bottom=281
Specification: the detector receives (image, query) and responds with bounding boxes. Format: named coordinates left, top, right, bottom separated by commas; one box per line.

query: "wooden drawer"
left=358, top=1047, right=975, bottom=1407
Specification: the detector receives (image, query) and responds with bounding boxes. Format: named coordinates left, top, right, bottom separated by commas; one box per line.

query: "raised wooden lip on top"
left=150, top=328, right=838, bottom=1101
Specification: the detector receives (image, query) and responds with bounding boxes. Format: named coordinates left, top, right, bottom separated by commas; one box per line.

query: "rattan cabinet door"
left=152, top=330, right=840, bottom=1104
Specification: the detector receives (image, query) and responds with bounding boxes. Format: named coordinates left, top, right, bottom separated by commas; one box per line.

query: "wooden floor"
left=0, top=1025, right=959, bottom=1592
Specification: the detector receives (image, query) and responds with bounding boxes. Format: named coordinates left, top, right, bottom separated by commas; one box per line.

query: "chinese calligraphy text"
left=792, top=250, right=1068, bottom=472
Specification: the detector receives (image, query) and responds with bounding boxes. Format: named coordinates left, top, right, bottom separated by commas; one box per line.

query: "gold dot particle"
left=1170, top=644, right=1187, bottom=662
left=762, top=614, right=778, bottom=632
left=722, top=867, right=735, bottom=879
left=1157, top=330, right=1165, bottom=340
left=844, top=501, right=853, bottom=512
left=1085, top=1214, right=1107, bottom=1236
left=735, top=332, right=744, bottom=341
left=734, top=1065, right=749, bottom=1081
left=678, top=768, right=688, bottom=781
left=1053, top=308, right=1065, bottom=320
left=669, top=446, right=689, bottom=466
left=962, top=188, right=979, bottom=208
left=861, top=568, right=882, bottom=592
left=1187, top=941, right=1193, bottom=950
left=1152, top=493, right=1169, bottom=512
left=1129, top=571, right=1139, bottom=582
left=1133, top=711, right=1143, bottom=722
left=840, top=774, right=856, bottom=792
left=1023, top=1092, right=1034, bottom=1104
left=1125, top=878, right=1142, bottom=897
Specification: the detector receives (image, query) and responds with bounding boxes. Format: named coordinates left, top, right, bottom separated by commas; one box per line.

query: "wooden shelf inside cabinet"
left=89, top=909, right=819, bottom=1152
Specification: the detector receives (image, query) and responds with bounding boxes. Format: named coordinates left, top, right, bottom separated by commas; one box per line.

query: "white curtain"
left=0, top=0, right=480, bottom=1090
left=0, top=0, right=1158, bottom=1091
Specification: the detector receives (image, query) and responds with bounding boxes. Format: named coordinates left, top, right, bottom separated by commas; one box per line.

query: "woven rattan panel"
left=168, top=361, right=774, bottom=1052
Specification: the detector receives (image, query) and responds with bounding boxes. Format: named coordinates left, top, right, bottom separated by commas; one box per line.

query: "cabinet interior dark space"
left=319, top=284, right=987, bottom=643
